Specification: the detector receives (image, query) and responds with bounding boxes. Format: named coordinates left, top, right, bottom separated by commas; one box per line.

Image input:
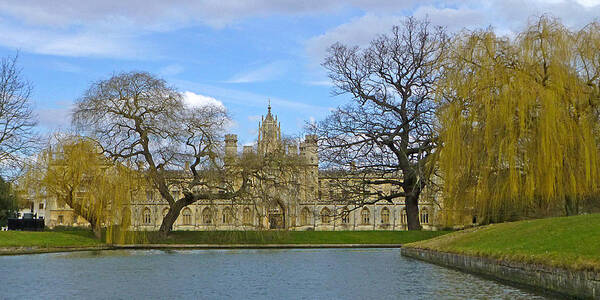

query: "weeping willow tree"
left=437, top=16, right=600, bottom=224
left=23, top=135, right=143, bottom=243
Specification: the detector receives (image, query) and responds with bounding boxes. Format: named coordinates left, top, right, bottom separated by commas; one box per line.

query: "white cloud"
left=247, top=115, right=262, bottom=122
left=50, top=61, right=82, bottom=73
left=159, top=64, right=184, bottom=76
left=0, top=20, right=144, bottom=58
left=306, top=14, right=402, bottom=63
left=36, top=105, right=73, bottom=131
left=226, top=61, right=289, bottom=83
left=182, top=91, right=225, bottom=109
left=304, top=1, right=600, bottom=64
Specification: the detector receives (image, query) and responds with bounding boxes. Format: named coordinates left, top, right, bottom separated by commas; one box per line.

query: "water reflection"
left=0, top=248, right=552, bottom=299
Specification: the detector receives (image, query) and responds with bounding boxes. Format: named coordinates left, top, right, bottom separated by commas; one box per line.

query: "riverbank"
left=0, top=230, right=449, bottom=255
left=401, top=213, right=600, bottom=298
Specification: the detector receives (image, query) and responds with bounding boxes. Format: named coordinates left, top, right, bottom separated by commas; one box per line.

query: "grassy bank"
left=0, top=229, right=450, bottom=250
left=0, top=230, right=101, bottom=248
left=144, top=230, right=450, bottom=245
left=404, top=213, right=600, bottom=271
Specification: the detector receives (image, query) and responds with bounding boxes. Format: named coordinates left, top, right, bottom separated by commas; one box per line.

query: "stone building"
left=127, top=104, right=438, bottom=231
left=40, top=105, right=438, bottom=230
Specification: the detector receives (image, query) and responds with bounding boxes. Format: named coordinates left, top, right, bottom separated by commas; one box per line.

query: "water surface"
left=0, top=248, right=550, bottom=299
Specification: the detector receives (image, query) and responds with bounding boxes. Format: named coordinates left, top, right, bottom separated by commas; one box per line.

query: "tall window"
left=143, top=207, right=151, bottom=225
left=57, top=215, right=63, bottom=224
left=321, top=207, right=331, bottom=224
left=361, top=207, right=370, bottom=225
left=146, top=190, right=154, bottom=202
left=341, top=208, right=350, bottom=224
left=420, top=208, right=429, bottom=225
left=381, top=207, right=390, bottom=224
left=202, top=207, right=212, bottom=224
left=182, top=207, right=192, bottom=225
left=162, top=208, right=169, bottom=220
left=222, top=207, right=233, bottom=224
left=401, top=208, right=407, bottom=224
left=300, top=207, right=311, bottom=226
left=243, top=207, right=253, bottom=225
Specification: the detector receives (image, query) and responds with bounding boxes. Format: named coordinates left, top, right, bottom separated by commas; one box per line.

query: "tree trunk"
left=405, top=193, right=422, bottom=230
left=93, top=226, right=102, bottom=239
left=564, top=196, right=578, bottom=216
left=159, top=198, right=189, bottom=237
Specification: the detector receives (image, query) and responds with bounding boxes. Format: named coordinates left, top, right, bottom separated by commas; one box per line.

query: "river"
left=0, top=248, right=551, bottom=299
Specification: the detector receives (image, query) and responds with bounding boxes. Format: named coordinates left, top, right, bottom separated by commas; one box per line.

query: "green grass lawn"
left=0, top=229, right=450, bottom=249
left=0, top=230, right=102, bottom=248
left=145, top=230, right=451, bottom=245
left=404, top=213, right=600, bottom=271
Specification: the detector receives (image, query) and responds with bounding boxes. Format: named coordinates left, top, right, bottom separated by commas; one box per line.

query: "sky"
left=0, top=0, right=599, bottom=146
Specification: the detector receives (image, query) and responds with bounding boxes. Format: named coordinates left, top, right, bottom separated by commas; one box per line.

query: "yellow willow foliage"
left=436, top=17, right=600, bottom=224
left=30, top=136, right=144, bottom=244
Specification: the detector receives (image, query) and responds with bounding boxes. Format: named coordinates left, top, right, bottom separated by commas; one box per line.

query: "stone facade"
left=38, top=105, right=438, bottom=231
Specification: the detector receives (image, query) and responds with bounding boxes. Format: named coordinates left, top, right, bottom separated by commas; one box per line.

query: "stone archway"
left=268, top=204, right=285, bottom=229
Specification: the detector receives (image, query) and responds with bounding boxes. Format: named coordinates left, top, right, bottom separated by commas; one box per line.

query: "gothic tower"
left=257, top=102, right=282, bottom=155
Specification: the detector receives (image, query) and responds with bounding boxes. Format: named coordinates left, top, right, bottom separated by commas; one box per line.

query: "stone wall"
left=401, top=247, right=600, bottom=299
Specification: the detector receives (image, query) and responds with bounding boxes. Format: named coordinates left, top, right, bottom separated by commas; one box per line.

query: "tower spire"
left=268, top=98, right=271, bottom=113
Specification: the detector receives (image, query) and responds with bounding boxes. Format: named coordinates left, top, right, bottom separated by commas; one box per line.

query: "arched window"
left=182, top=207, right=192, bottom=225
left=202, top=207, right=212, bottom=224
left=381, top=207, right=390, bottom=224
left=321, top=207, right=331, bottom=224
left=420, top=208, right=429, bottom=225
left=300, top=207, right=311, bottom=226
left=341, top=208, right=350, bottom=224
left=243, top=207, right=253, bottom=225
left=143, top=207, right=152, bottom=225
left=222, top=207, right=233, bottom=224
left=162, top=208, right=169, bottom=220
left=361, top=207, right=370, bottom=225
left=401, top=208, right=407, bottom=224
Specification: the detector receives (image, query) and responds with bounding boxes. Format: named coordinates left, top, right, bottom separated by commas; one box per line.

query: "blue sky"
left=0, top=0, right=599, bottom=146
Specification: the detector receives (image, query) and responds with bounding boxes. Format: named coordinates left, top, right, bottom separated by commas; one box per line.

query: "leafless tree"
left=308, top=17, right=448, bottom=230
left=72, top=71, right=246, bottom=235
left=0, top=53, right=38, bottom=177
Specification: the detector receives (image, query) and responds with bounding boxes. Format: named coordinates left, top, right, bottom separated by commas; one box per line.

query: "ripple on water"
left=0, top=248, right=553, bottom=300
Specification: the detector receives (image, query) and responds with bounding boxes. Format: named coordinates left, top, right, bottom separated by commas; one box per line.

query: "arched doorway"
left=268, top=204, right=284, bottom=229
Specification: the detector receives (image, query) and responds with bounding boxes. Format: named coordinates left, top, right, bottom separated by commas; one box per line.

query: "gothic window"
left=243, top=207, right=253, bottom=225
left=202, top=207, right=212, bottom=224
left=361, top=207, right=370, bottom=225
left=401, top=208, right=407, bottom=224
left=420, top=208, right=429, bottom=225
left=72, top=215, right=78, bottom=224
left=162, top=208, right=169, bottom=219
left=222, top=207, right=233, bottom=224
left=146, top=190, right=154, bottom=202
left=381, top=207, right=390, bottom=224
left=182, top=207, right=192, bottom=225
left=341, top=208, right=350, bottom=224
left=320, top=207, right=331, bottom=224
left=171, top=190, right=179, bottom=201
left=143, top=207, right=152, bottom=225
left=300, top=207, right=311, bottom=226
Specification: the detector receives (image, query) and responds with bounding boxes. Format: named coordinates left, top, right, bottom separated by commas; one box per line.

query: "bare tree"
left=0, top=54, right=38, bottom=177
left=72, top=71, right=246, bottom=235
left=308, top=17, right=448, bottom=230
